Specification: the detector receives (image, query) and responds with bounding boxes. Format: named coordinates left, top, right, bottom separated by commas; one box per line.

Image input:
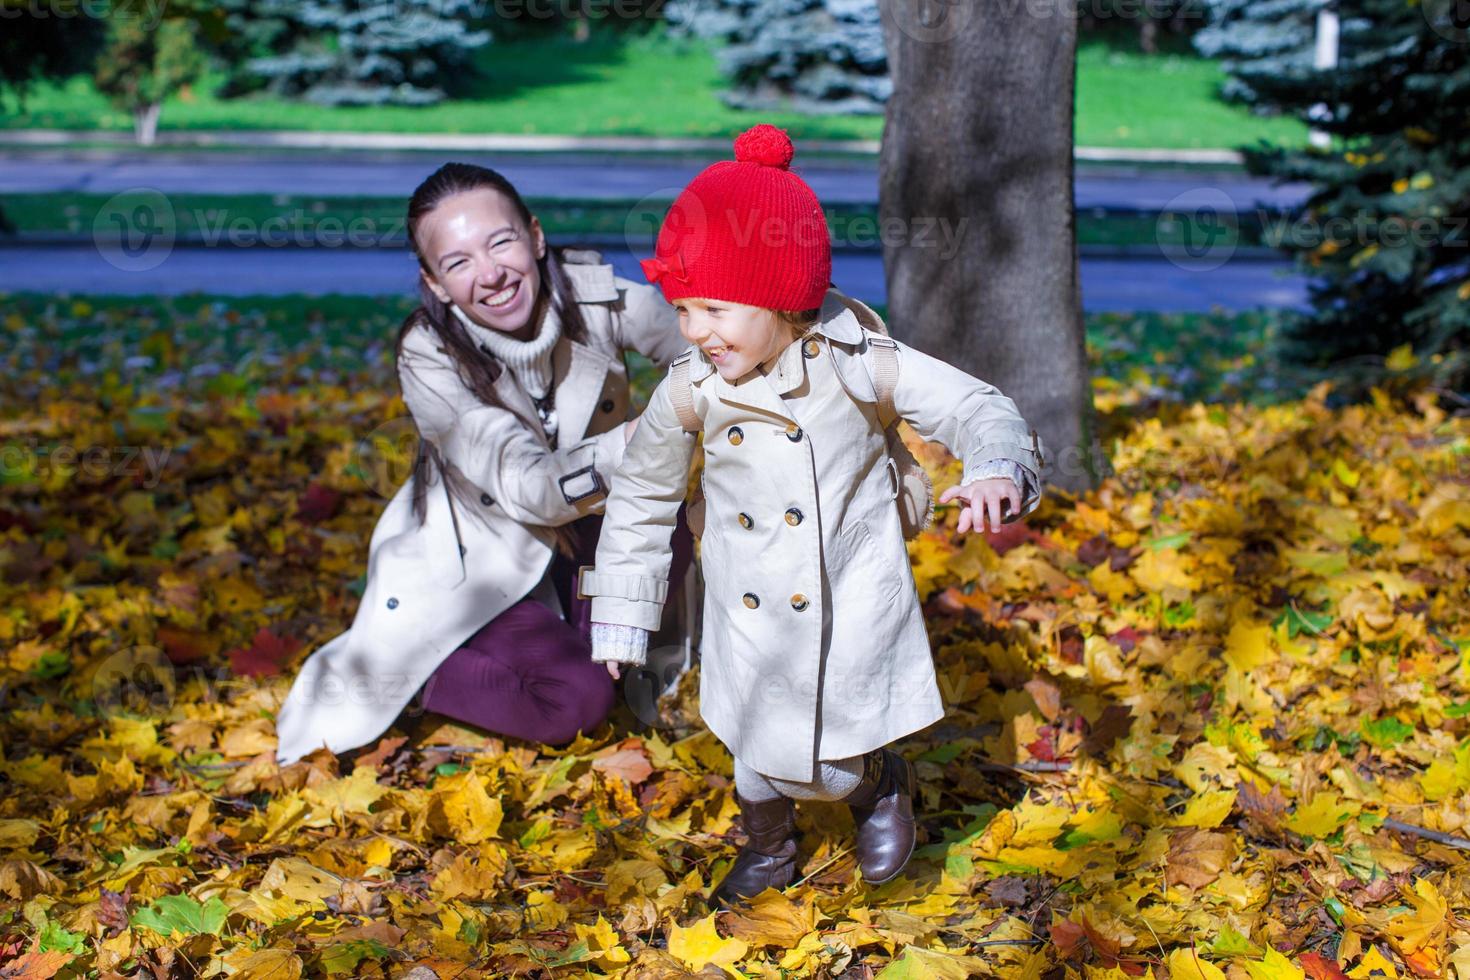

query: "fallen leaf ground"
left=1, top=297, right=1467, bottom=979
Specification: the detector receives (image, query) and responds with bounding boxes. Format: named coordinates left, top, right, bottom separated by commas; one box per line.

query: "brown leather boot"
left=710, top=792, right=798, bottom=909
left=840, top=748, right=917, bottom=884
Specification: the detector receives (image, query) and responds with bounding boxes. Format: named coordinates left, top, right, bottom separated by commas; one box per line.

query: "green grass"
left=4, top=191, right=1281, bottom=249
left=0, top=32, right=1308, bottom=150
left=1074, top=38, right=1308, bottom=149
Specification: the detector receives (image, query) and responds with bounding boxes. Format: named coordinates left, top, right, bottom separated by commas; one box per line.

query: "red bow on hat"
left=640, top=250, right=689, bottom=285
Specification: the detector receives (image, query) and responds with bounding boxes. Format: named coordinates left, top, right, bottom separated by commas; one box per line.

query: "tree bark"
left=876, top=0, right=1105, bottom=493
left=134, top=102, right=162, bottom=146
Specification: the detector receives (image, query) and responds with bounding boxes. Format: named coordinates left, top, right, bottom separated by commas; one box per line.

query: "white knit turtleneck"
left=450, top=300, right=562, bottom=444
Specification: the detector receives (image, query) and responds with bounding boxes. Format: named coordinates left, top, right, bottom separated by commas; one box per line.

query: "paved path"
left=0, top=243, right=1308, bottom=313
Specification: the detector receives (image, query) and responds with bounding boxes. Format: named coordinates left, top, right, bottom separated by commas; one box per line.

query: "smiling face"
left=417, top=187, right=547, bottom=339
left=675, top=297, right=797, bottom=381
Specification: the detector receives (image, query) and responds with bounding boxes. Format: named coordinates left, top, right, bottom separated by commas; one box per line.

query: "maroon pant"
left=412, top=507, right=693, bottom=745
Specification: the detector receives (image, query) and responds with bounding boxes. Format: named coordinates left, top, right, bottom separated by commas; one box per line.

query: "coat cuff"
left=588, top=595, right=665, bottom=632
left=578, top=567, right=669, bottom=603
left=590, top=622, right=649, bottom=666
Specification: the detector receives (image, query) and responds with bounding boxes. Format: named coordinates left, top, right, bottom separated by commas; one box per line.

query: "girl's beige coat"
left=275, top=253, right=685, bottom=765
left=581, top=289, right=1045, bottom=781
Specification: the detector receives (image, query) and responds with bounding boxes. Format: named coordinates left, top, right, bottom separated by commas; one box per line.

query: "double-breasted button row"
left=726, top=423, right=802, bottom=444
left=739, top=592, right=811, bottom=611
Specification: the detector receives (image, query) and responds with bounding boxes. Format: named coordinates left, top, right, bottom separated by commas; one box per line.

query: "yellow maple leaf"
left=1386, top=878, right=1449, bottom=957
left=1347, top=945, right=1400, bottom=979
left=1172, top=790, right=1237, bottom=829
left=429, top=770, right=503, bottom=843
left=1167, top=947, right=1227, bottom=980
left=1224, top=621, right=1274, bottom=673
left=668, top=913, right=749, bottom=976
left=1284, top=791, right=1356, bottom=839
left=574, top=915, right=631, bottom=970
left=1243, top=947, right=1306, bottom=980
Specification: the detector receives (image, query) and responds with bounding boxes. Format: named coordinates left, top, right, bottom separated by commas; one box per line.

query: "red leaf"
left=296, top=483, right=342, bottom=524
left=1049, top=919, right=1087, bottom=960
left=1108, top=626, right=1141, bottom=654
left=0, top=949, right=74, bottom=980
left=1300, top=952, right=1350, bottom=980
left=228, top=628, right=303, bottom=677
left=156, top=625, right=209, bottom=665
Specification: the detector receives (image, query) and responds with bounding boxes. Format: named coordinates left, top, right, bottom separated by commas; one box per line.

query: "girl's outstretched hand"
left=938, top=478, right=1020, bottom=534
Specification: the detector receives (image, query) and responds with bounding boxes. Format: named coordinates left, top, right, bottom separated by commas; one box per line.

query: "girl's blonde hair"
left=775, top=307, right=822, bottom=342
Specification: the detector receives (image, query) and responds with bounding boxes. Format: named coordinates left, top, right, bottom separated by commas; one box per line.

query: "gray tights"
left=733, top=753, right=866, bottom=802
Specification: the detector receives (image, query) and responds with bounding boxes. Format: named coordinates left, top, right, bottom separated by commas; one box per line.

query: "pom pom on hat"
left=733, top=124, right=795, bottom=170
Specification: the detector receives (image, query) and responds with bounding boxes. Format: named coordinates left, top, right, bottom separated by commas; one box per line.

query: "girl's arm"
left=398, top=330, right=631, bottom=527
left=579, top=373, right=697, bottom=661
left=613, top=279, right=688, bottom=371
left=883, top=338, right=1047, bottom=518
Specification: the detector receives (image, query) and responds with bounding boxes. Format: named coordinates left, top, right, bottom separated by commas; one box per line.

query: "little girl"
left=578, top=125, right=1045, bottom=906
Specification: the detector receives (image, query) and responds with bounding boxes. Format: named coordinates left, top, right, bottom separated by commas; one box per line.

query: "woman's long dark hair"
left=399, top=162, right=593, bottom=557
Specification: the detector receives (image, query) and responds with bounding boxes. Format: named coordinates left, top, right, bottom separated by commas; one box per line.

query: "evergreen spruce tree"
left=1216, top=0, right=1469, bottom=394
left=223, top=0, right=490, bottom=106
left=664, top=0, right=889, bottom=113
left=1193, top=0, right=1327, bottom=108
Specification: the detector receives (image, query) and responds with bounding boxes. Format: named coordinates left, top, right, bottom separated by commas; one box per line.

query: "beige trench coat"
left=274, top=250, right=688, bottom=766
left=581, top=288, right=1046, bottom=781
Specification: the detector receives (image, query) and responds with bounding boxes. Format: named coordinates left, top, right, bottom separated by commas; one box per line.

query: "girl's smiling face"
left=675, top=297, right=797, bottom=381
left=418, top=187, right=546, bottom=339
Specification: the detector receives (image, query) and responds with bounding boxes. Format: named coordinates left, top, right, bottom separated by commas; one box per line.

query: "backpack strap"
left=668, top=350, right=702, bottom=433
left=865, top=335, right=900, bottom=430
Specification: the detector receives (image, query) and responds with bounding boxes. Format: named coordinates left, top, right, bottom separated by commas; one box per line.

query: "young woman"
left=275, top=162, right=695, bottom=766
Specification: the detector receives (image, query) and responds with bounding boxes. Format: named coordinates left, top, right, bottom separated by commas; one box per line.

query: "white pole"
left=1310, top=4, right=1340, bottom=150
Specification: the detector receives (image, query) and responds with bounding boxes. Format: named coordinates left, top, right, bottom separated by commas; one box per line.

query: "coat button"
left=601, top=399, right=615, bottom=413
left=742, top=593, right=760, bottom=609
left=784, top=508, right=803, bottom=526
left=728, top=426, right=744, bottom=446
left=480, top=492, right=494, bottom=506
left=738, top=512, right=754, bottom=529
left=387, top=597, right=399, bottom=609
left=786, top=424, right=803, bottom=442
left=459, top=544, right=466, bottom=556
left=790, top=594, right=809, bottom=611
left=802, top=339, right=821, bottom=359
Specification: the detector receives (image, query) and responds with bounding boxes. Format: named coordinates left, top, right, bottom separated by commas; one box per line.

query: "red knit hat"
left=640, top=124, right=832, bottom=312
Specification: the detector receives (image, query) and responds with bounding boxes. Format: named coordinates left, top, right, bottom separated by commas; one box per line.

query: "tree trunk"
left=134, top=102, right=161, bottom=146
left=876, top=0, right=1105, bottom=494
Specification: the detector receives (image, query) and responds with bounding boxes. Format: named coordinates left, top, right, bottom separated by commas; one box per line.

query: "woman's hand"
left=606, top=662, right=621, bottom=679
left=623, top=415, right=641, bottom=443
left=938, top=478, right=1020, bottom=534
